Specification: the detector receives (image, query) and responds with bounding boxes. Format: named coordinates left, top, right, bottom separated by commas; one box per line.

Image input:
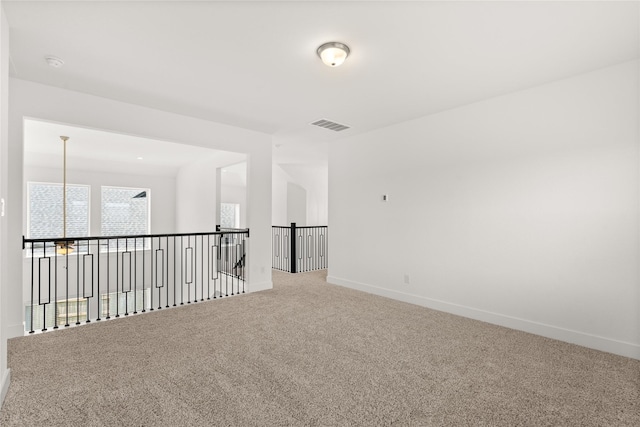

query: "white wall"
left=176, top=157, right=218, bottom=233
left=328, top=60, right=640, bottom=359
left=272, top=163, right=329, bottom=226
left=0, top=2, right=10, bottom=407
left=24, top=166, right=176, bottom=235
left=287, top=182, right=307, bottom=226
left=176, top=156, right=247, bottom=232
left=221, top=184, right=247, bottom=228
left=220, top=161, right=247, bottom=228
left=280, top=164, right=328, bottom=226
left=6, top=79, right=273, bottom=346
left=272, top=164, right=289, bottom=226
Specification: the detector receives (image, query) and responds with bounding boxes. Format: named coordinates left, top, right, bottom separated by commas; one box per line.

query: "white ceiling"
left=24, top=119, right=246, bottom=177
left=5, top=1, right=639, bottom=164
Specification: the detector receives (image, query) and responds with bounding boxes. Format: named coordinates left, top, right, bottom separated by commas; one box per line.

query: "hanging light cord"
left=61, top=136, right=69, bottom=241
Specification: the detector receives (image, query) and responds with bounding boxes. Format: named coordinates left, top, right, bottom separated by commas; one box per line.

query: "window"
left=101, top=186, right=150, bottom=251
left=28, top=182, right=90, bottom=239
left=220, top=203, right=240, bottom=228
left=101, top=186, right=149, bottom=236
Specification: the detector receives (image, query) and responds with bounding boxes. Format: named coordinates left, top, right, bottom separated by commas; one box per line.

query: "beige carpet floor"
left=1, top=269, right=638, bottom=426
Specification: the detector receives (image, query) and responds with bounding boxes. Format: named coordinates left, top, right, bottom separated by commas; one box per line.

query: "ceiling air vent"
left=310, top=119, right=350, bottom=132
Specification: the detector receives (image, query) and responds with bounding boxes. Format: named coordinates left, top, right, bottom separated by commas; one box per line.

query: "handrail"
left=272, top=225, right=328, bottom=230
left=24, top=229, right=249, bottom=246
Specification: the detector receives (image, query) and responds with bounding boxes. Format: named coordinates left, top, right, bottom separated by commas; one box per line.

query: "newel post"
left=290, top=222, right=297, bottom=273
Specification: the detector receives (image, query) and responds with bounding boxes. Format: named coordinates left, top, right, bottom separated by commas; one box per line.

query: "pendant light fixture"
left=317, top=42, right=350, bottom=67
left=55, top=135, right=74, bottom=255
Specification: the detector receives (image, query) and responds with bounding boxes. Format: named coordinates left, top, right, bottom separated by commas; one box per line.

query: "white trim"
left=248, top=280, right=272, bottom=293
left=327, top=275, right=640, bottom=360
left=0, top=369, right=10, bottom=407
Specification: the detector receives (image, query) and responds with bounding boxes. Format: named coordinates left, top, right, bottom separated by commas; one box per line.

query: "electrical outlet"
left=403, top=274, right=410, bottom=284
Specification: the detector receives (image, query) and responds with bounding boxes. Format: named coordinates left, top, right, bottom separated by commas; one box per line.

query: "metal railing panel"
left=272, top=223, right=327, bottom=273
left=23, top=230, right=248, bottom=334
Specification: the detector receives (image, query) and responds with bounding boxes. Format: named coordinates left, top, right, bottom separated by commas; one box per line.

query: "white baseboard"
left=0, top=369, right=10, bottom=408
left=248, top=280, right=272, bottom=293
left=327, top=275, right=640, bottom=360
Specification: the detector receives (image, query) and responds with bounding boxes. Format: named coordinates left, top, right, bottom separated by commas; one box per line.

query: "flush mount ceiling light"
left=317, top=42, right=350, bottom=67
left=45, top=55, right=64, bottom=69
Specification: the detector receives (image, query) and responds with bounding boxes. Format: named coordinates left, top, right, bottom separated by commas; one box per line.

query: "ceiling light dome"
left=45, top=55, right=64, bottom=69
left=317, top=42, right=350, bottom=67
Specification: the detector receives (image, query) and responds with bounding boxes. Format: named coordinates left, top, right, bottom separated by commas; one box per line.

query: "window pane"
left=220, top=203, right=239, bottom=228
left=28, top=183, right=89, bottom=239
left=101, top=187, right=149, bottom=251
left=101, top=187, right=149, bottom=236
